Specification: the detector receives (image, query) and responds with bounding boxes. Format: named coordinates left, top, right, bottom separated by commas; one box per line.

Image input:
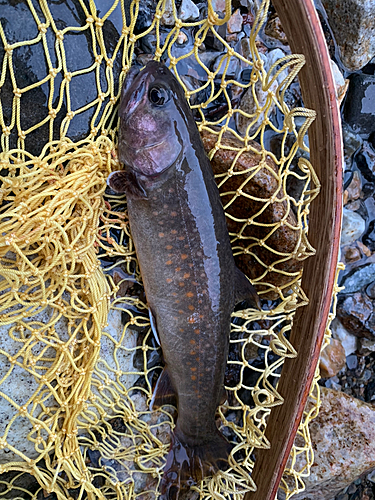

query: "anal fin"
left=150, top=367, right=177, bottom=410
left=234, top=267, right=261, bottom=310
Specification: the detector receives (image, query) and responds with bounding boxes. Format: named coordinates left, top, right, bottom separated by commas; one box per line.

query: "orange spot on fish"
left=188, top=305, right=195, bottom=311
left=188, top=317, right=197, bottom=324
left=181, top=254, right=188, bottom=260
left=175, top=299, right=180, bottom=304
left=194, top=329, right=200, bottom=334
left=190, top=367, right=197, bottom=372
left=178, top=236, right=185, bottom=240
left=176, top=267, right=181, bottom=272
left=166, top=260, right=172, bottom=265
left=192, top=281, right=199, bottom=286
left=153, top=211, right=158, bottom=216
left=183, top=273, right=190, bottom=279
left=190, top=350, right=196, bottom=355
left=179, top=328, right=184, bottom=332
left=158, top=221, right=164, bottom=225
left=178, top=310, right=184, bottom=314
left=191, top=375, right=197, bottom=381
left=159, top=232, right=165, bottom=238
left=166, top=245, right=173, bottom=250
left=171, top=229, right=177, bottom=235
left=179, top=282, right=185, bottom=287
left=186, top=292, right=194, bottom=298
left=166, top=278, right=172, bottom=283
left=171, top=211, right=177, bottom=216
left=197, top=394, right=202, bottom=399
left=188, top=263, right=194, bottom=268
left=190, top=339, right=196, bottom=345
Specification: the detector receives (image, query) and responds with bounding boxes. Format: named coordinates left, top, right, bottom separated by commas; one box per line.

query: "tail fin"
left=160, top=429, right=233, bottom=500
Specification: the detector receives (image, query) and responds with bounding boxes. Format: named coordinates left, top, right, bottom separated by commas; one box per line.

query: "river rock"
left=0, top=304, right=139, bottom=463
left=343, top=74, right=375, bottom=136
left=264, top=14, right=288, bottom=46
left=343, top=123, right=362, bottom=172
left=330, top=60, right=349, bottom=107
left=354, top=140, right=375, bottom=183
left=0, top=0, right=123, bottom=157
left=288, top=388, right=375, bottom=500
left=161, top=0, right=199, bottom=25
left=336, top=292, right=375, bottom=340
left=319, top=339, right=346, bottom=378
left=200, top=128, right=304, bottom=298
left=341, top=263, right=375, bottom=294
left=236, top=79, right=278, bottom=137
left=330, top=318, right=358, bottom=357
left=340, top=208, right=366, bottom=247
left=321, top=0, right=375, bottom=71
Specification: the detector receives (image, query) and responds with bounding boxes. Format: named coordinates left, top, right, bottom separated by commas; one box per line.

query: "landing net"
left=0, top=0, right=336, bottom=499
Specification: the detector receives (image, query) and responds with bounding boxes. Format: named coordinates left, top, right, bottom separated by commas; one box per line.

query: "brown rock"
left=336, top=292, right=375, bottom=340
left=200, top=128, right=304, bottom=298
left=346, top=170, right=362, bottom=201
left=343, top=245, right=361, bottom=263
left=288, top=388, right=375, bottom=499
left=264, top=15, right=288, bottom=45
left=319, top=339, right=346, bottom=378
left=227, top=9, right=243, bottom=33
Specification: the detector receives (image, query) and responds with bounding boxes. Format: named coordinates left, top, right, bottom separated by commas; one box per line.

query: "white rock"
left=330, top=318, right=358, bottom=356
left=179, top=0, right=200, bottom=22
left=330, top=60, right=349, bottom=106
left=340, top=208, right=366, bottom=247
left=0, top=304, right=140, bottom=463
left=265, top=49, right=289, bottom=87
left=236, top=78, right=278, bottom=136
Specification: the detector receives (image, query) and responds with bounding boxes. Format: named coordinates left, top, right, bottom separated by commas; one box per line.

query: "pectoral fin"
left=107, top=170, right=147, bottom=198
left=148, top=308, right=160, bottom=346
left=234, top=267, right=261, bottom=310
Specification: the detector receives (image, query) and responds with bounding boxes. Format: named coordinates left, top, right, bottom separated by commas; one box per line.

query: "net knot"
left=49, top=109, right=57, bottom=119
left=38, top=23, right=47, bottom=34
left=19, top=130, right=26, bottom=140
left=175, top=19, right=182, bottom=29
left=95, top=18, right=104, bottom=28
left=95, top=55, right=103, bottom=64
left=65, top=72, right=72, bottom=82
left=0, top=439, right=7, bottom=450
left=49, top=68, right=58, bottom=77
left=106, top=59, right=113, bottom=68
left=67, top=111, right=75, bottom=119
left=86, top=16, right=94, bottom=24
left=2, top=126, right=11, bottom=136
left=13, top=88, right=22, bottom=98
left=5, top=45, right=13, bottom=54
left=122, top=26, right=130, bottom=35
left=56, top=30, right=64, bottom=41
left=170, top=56, right=177, bottom=67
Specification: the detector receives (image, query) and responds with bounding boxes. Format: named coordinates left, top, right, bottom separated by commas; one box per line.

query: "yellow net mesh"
left=0, top=0, right=335, bottom=498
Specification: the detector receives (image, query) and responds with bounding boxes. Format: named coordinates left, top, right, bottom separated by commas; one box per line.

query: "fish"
left=107, top=60, right=260, bottom=499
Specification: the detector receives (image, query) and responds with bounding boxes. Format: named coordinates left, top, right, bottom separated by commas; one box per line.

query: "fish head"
left=118, top=61, right=191, bottom=178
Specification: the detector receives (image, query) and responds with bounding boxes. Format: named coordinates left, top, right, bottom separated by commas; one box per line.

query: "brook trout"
left=108, top=61, right=260, bottom=499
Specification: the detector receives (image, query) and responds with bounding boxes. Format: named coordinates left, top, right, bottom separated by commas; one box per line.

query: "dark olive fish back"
left=108, top=60, right=260, bottom=500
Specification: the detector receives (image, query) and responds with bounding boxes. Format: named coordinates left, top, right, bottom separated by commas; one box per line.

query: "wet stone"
left=264, top=14, right=288, bottom=46
left=340, top=263, right=375, bottom=294
left=343, top=74, right=375, bottom=136
left=319, top=339, right=347, bottom=379
left=354, top=141, right=375, bottom=183
left=341, top=208, right=366, bottom=247
left=345, top=170, right=362, bottom=202
left=330, top=60, right=349, bottom=106
left=227, top=9, right=243, bottom=33
left=321, top=0, right=375, bottom=71
left=343, top=245, right=361, bottom=264
left=336, top=292, right=375, bottom=340
left=200, top=128, right=303, bottom=298
left=289, top=388, right=375, bottom=500
left=330, top=318, right=358, bottom=357
left=343, top=123, right=363, bottom=172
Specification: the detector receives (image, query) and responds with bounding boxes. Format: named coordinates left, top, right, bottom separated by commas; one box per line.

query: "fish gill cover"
left=0, top=1, right=339, bottom=499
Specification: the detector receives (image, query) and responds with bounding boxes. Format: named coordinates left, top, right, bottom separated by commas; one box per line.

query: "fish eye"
left=149, top=86, right=169, bottom=106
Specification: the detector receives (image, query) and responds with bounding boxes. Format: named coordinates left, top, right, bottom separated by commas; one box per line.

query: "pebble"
left=341, top=263, right=375, bottom=294
left=321, top=0, right=375, bottom=70
left=319, top=339, right=347, bottom=378
left=345, top=170, right=362, bottom=202
left=290, top=388, right=375, bottom=499
left=343, top=74, right=375, bottom=136
left=330, top=318, right=358, bottom=357
left=336, top=292, right=375, bottom=340
left=355, top=140, right=375, bottom=183
left=179, top=0, right=200, bottom=22
left=236, top=79, right=278, bottom=136
left=227, top=9, right=243, bottom=33
left=343, top=123, right=362, bottom=172
left=340, top=208, right=366, bottom=247
left=346, top=354, right=358, bottom=370
left=264, top=14, right=288, bottom=46
left=343, top=245, right=361, bottom=264
left=264, top=48, right=289, bottom=87
left=330, top=59, right=349, bottom=106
